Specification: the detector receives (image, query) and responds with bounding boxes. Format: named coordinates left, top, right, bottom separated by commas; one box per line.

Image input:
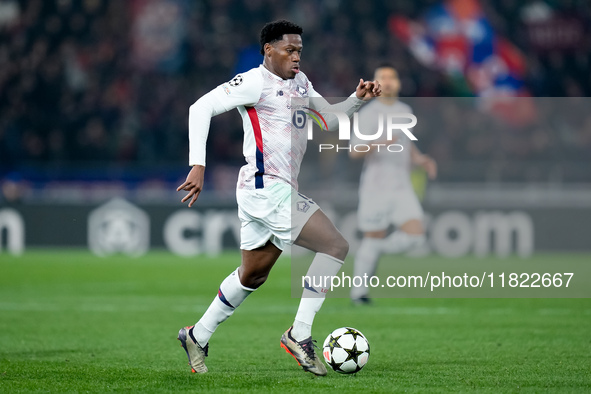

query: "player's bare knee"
left=324, top=236, right=349, bottom=261
left=245, top=274, right=268, bottom=289
left=338, top=237, right=350, bottom=259
left=253, top=274, right=269, bottom=288
left=239, top=270, right=268, bottom=289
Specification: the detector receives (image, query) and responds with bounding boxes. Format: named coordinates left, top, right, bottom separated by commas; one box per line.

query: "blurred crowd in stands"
left=0, top=0, right=590, bottom=187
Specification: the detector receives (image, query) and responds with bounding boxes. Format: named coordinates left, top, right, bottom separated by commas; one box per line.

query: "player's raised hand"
left=177, top=165, right=205, bottom=207
left=355, top=79, right=382, bottom=101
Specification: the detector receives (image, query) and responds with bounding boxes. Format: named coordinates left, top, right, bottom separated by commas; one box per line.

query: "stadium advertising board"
left=1, top=198, right=589, bottom=257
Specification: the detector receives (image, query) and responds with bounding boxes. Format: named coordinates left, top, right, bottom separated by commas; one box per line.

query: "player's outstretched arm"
left=308, top=79, right=381, bottom=132
left=177, top=165, right=205, bottom=207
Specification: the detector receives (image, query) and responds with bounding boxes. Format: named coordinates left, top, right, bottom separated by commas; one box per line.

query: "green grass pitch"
left=1, top=251, right=590, bottom=393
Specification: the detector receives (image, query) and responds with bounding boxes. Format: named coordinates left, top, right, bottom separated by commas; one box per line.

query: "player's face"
left=268, top=34, right=302, bottom=80
left=374, top=68, right=400, bottom=97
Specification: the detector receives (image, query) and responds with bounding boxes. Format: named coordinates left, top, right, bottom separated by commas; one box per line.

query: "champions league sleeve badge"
left=229, top=75, right=243, bottom=86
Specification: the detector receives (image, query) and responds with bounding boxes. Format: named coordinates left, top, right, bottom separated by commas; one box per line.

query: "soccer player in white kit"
left=350, top=65, right=437, bottom=304
left=176, top=20, right=381, bottom=376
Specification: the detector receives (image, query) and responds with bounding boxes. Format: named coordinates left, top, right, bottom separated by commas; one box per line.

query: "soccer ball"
left=322, top=327, right=370, bottom=374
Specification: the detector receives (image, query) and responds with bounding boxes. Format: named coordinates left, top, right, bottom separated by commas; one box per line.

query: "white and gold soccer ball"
left=322, top=327, right=370, bottom=374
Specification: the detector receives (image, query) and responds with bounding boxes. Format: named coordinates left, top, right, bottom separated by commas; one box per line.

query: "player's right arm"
left=410, top=143, right=437, bottom=180
left=178, top=70, right=263, bottom=207
left=306, top=78, right=377, bottom=132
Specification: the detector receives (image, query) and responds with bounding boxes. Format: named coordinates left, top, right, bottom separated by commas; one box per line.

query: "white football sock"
left=192, top=268, right=255, bottom=347
left=351, top=237, right=382, bottom=300
left=379, top=231, right=425, bottom=254
left=292, top=253, right=343, bottom=341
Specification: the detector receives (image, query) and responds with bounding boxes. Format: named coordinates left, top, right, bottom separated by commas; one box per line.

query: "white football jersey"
left=189, top=65, right=334, bottom=191
left=352, top=99, right=414, bottom=194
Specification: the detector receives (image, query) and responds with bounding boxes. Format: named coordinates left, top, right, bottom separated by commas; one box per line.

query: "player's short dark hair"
left=374, top=63, right=398, bottom=78
left=260, top=20, right=303, bottom=55
left=375, top=62, right=397, bottom=72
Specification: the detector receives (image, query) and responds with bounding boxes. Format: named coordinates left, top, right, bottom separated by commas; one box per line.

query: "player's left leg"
left=380, top=219, right=426, bottom=254
left=351, top=193, right=392, bottom=303
left=279, top=209, right=348, bottom=376
left=351, top=229, right=387, bottom=303
left=379, top=190, right=426, bottom=254
left=292, top=208, right=349, bottom=338
left=294, top=208, right=349, bottom=259
left=350, top=221, right=425, bottom=303
left=398, top=219, right=424, bottom=234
